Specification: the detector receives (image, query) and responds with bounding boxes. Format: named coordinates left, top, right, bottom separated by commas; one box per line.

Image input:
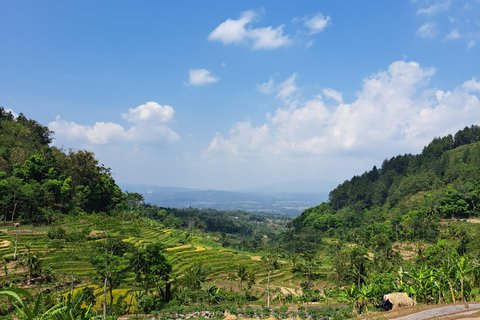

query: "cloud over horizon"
left=49, top=101, right=180, bottom=146
left=205, top=60, right=480, bottom=163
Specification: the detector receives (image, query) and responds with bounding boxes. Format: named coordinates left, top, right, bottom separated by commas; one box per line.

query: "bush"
left=47, top=226, right=66, bottom=239
left=262, top=307, right=271, bottom=318
left=245, top=307, right=254, bottom=318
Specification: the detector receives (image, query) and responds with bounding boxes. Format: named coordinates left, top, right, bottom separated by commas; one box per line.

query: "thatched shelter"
left=386, top=292, right=416, bottom=309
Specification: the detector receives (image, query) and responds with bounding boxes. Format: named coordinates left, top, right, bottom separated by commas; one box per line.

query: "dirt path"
left=390, top=303, right=480, bottom=320
left=360, top=303, right=480, bottom=320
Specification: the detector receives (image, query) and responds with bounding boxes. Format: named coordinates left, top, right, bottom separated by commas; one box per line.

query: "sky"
left=1, top=1, right=480, bottom=192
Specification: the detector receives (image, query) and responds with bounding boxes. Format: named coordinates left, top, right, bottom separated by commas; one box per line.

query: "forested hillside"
left=0, top=108, right=126, bottom=223
left=284, top=125, right=480, bottom=253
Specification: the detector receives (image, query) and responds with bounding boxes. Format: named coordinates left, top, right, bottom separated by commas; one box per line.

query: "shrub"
left=262, top=307, right=271, bottom=318
left=244, top=307, right=254, bottom=318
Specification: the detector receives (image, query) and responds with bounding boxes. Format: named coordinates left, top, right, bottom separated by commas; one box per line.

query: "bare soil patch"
left=0, top=261, right=27, bottom=276
left=465, top=219, right=480, bottom=224
left=0, top=240, right=10, bottom=247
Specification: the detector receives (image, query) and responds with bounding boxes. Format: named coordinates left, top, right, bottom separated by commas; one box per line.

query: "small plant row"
left=151, top=305, right=354, bottom=320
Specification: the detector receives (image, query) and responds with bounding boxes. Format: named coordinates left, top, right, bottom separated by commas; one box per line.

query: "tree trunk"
left=103, top=275, right=108, bottom=319
left=13, top=232, right=18, bottom=260
left=128, top=276, right=137, bottom=313
left=109, top=282, right=114, bottom=313
left=448, top=280, right=456, bottom=303
left=69, top=244, right=74, bottom=296
left=11, top=198, right=17, bottom=222
left=308, top=265, right=312, bottom=292
left=267, top=269, right=271, bottom=308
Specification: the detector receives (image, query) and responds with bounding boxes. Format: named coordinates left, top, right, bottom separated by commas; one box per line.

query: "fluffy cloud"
left=208, top=10, right=292, bottom=50
left=187, top=69, right=219, bottom=86
left=49, top=101, right=179, bottom=145
left=301, top=12, right=331, bottom=34
left=205, top=60, right=480, bottom=161
left=418, top=23, right=437, bottom=39
left=416, top=0, right=451, bottom=15
left=208, top=11, right=255, bottom=45
left=122, top=101, right=174, bottom=123
left=462, top=78, right=480, bottom=92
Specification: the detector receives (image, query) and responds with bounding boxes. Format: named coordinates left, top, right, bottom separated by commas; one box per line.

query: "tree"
left=21, top=242, right=42, bottom=284
left=300, top=250, right=319, bottom=293
left=261, top=251, right=278, bottom=308
left=181, top=262, right=210, bottom=292
left=137, top=242, right=172, bottom=305
left=90, top=216, right=134, bottom=319
left=236, top=263, right=249, bottom=292
left=349, top=246, right=369, bottom=288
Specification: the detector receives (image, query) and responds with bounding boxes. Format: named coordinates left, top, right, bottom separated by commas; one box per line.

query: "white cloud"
left=257, top=77, right=275, bottom=94
left=49, top=101, right=180, bottom=145
left=122, top=101, right=175, bottom=123
left=205, top=60, right=480, bottom=163
left=417, top=0, right=451, bottom=15
left=49, top=119, right=129, bottom=145
left=322, top=88, right=343, bottom=104
left=249, top=25, right=291, bottom=50
left=277, top=73, right=298, bottom=101
left=257, top=74, right=299, bottom=100
left=208, top=10, right=256, bottom=45
left=467, top=40, right=475, bottom=49
left=444, top=28, right=463, bottom=40
left=208, top=10, right=291, bottom=50
left=462, top=78, right=480, bottom=92
left=5, top=108, right=18, bottom=118
left=302, top=12, right=331, bottom=34
left=187, top=69, right=219, bottom=86
left=418, top=22, right=437, bottom=38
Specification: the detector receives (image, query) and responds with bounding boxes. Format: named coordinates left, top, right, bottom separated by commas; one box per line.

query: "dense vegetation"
left=0, top=108, right=125, bottom=223
left=1, top=110, right=480, bottom=320
left=285, top=125, right=480, bottom=252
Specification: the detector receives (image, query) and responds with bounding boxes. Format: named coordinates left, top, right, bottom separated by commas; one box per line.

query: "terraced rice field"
left=0, top=221, right=314, bottom=309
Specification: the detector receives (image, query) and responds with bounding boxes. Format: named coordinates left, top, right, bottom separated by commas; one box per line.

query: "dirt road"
left=389, top=303, right=480, bottom=320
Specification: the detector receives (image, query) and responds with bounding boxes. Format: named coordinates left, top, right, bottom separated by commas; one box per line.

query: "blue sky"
left=1, top=0, right=480, bottom=192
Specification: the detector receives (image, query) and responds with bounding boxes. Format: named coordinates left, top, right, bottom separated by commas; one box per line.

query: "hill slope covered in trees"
left=284, top=125, right=480, bottom=254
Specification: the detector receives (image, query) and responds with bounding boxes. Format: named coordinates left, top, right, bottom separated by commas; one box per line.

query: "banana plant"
left=340, top=284, right=360, bottom=314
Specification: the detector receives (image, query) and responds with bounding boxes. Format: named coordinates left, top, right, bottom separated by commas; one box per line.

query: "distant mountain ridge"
left=119, top=183, right=328, bottom=216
